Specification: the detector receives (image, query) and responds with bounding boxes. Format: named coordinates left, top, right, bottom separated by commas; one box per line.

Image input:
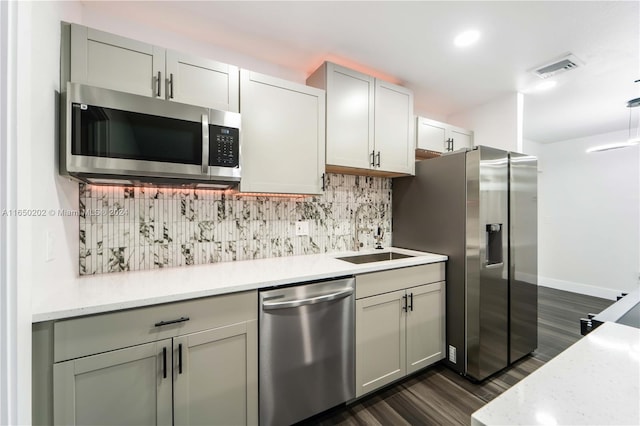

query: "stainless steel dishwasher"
left=259, top=277, right=355, bottom=426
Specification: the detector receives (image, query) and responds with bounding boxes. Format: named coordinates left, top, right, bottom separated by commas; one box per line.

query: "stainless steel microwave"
left=60, top=82, right=241, bottom=188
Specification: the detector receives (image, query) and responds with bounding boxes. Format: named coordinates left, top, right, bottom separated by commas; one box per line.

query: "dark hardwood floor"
left=301, top=286, right=613, bottom=426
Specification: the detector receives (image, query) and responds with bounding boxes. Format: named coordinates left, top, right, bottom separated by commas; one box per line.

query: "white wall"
left=23, top=0, right=83, bottom=301
left=13, top=2, right=84, bottom=423
left=536, top=130, right=639, bottom=299
left=448, top=92, right=522, bottom=152
left=1, top=1, right=18, bottom=423
left=523, top=138, right=543, bottom=158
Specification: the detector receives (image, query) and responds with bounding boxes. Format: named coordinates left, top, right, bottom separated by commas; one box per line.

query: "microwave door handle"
left=202, top=114, right=209, bottom=175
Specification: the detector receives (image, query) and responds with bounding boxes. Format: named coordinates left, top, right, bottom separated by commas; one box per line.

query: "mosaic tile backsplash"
left=79, top=174, right=392, bottom=275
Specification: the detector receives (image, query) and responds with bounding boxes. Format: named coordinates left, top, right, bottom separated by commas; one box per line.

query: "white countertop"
left=32, top=247, right=446, bottom=322
left=471, top=322, right=640, bottom=426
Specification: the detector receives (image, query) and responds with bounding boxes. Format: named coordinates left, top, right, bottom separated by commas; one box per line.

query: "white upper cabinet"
left=239, top=69, right=325, bottom=194
left=449, top=126, right=473, bottom=150
left=166, top=51, right=239, bottom=112
left=324, top=64, right=375, bottom=170
left=416, top=117, right=448, bottom=152
left=416, top=116, right=473, bottom=154
left=68, top=24, right=239, bottom=112
left=70, top=26, right=165, bottom=98
left=374, top=80, right=414, bottom=174
left=307, top=62, right=414, bottom=175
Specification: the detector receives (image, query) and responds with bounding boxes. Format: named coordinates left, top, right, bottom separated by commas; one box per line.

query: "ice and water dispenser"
left=486, top=223, right=503, bottom=266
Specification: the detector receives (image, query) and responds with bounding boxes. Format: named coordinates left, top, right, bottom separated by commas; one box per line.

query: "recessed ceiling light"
left=454, top=30, right=480, bottom=47
left=535, top=80, right=557, bottom=91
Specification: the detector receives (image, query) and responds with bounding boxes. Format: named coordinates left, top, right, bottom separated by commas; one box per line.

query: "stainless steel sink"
left=337, top=251, right=414, bottom=264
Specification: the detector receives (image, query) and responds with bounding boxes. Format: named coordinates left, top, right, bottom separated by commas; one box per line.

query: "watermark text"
left=1, top=208, right=129, bottom=217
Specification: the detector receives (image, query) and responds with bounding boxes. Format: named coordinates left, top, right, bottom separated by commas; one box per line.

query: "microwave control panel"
left=209, top=125, right=240, bottom=168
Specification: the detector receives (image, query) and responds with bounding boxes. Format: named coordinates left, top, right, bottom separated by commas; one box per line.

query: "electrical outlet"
left=295, top=221, right=309, bottom=236
left=448, top=345, right=457, bottom=363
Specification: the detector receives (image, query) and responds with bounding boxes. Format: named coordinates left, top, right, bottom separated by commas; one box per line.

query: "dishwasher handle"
left=262, top=288, right=353, bottom=310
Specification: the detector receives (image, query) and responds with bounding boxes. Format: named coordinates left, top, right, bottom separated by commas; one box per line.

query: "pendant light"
left=627, top=85, right=640, bottom=144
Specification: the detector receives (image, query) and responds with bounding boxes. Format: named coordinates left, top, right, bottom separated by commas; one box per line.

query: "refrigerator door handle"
left=484, top=262, right=504, bottom=269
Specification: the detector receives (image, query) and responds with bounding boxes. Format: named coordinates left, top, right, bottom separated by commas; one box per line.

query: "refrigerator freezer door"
left=509, top=152, right=538, bottom=362
left=466, top=147, right=509, bottom=381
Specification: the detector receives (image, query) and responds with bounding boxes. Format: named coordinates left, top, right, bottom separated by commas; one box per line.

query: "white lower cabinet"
left=54, top=339, right=173, bottom=426
left=356, top=289, right=407, bottom=396
left=406, top=283, right=446, bottom=374
left=355, top=264, right=445, bottom=398
left=49, top=291, right=258, bottom=426
left=173, top=322, right=257, bottom=426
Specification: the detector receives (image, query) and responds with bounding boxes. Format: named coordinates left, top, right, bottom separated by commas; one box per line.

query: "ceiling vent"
left=532, top=53, right=584, bottom=79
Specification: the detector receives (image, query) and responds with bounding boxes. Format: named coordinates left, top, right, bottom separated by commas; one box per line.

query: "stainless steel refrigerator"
left=393, top=146, right=537, bottom=381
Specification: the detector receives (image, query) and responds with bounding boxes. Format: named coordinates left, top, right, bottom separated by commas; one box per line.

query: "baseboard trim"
left=538, top=276, right=620, bottom=300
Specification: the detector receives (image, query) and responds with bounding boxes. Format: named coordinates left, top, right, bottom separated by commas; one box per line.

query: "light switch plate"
left=295, top=221, right=309, bottom=236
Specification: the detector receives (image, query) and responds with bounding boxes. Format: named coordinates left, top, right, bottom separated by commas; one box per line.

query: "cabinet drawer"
left=355, top=263, right=444, bottom=299
left=54, top=291, right=257, bottom=362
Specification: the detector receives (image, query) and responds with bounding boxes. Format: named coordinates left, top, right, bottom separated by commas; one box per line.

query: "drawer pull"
left=154, top=316, right=190, bottom=327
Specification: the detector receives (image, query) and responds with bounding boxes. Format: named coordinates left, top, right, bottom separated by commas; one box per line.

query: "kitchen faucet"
left=353, top=203, right=387, bottom=251
left=352, top=204, right=370, bottom=251
left=374, top=226, right=384, bottom=249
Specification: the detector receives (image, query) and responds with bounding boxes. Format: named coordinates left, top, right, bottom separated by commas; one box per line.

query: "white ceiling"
left=82, top=1, right=639, bottom=143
